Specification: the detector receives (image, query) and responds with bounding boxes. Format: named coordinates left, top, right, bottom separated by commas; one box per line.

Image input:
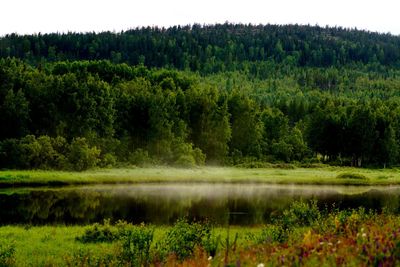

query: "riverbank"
left=1, top=203, right=399, bottom=266
left=0, top=166, right=400, bottom=187
left=0, top=167, right=400, bottom=188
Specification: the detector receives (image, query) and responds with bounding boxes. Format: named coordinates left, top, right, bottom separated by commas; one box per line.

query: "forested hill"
left=2, top=24, right=400, bottom=170
left=1, top=23, right=400, bottom=73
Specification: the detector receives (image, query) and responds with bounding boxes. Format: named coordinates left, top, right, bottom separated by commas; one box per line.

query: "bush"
left=99, top=153, right=117, bottom=168
left=120, top=224, right=154, bottom=267
left=174, top=154, right=196, bottom=167
left=128, top=149, right=152, bottom=166
left=247, top=225, right=287, bottom=244
left=279, top=199, right=321, bottom=229
left=192, top=148, right=206, bottom=166
left=201, top=231, right=220, bottom=257
left=333, top=208, right=368, bottom=234
left=68, top=137, right=101, bottom=171
left=157, top=219, right=210, bottom=260
left=171, top=141, right=206, bottom=167
left=76, top=219, right=117, bottom=243
left=0, top=242, right=16, bottom=266
left=0, top=135, right=70, bottom=170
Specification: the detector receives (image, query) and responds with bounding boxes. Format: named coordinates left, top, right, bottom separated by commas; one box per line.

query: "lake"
left=1, top=183, right=400, bottom=225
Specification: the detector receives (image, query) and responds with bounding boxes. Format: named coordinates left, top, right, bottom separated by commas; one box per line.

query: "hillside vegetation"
left=1, top=24, right=400, bottom=169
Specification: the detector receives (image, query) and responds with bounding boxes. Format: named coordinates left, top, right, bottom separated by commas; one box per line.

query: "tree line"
left=1, top=23, right=400, bottom=76
left=1, top=58, right=400, bottom=169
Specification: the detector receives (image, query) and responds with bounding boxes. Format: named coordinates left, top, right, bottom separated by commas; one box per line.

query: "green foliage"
left=3, top=26, right=400, bottom=169
left=128, top=149, right=152, bottom=166
left=0, top=242, right=15, bottom=267
left=171, top=141, right=206, bottom=167
left=76, top=220, right=117, bottom=243
left=120, top=224, right=154, bottom=267
left=279, top=199, right=321, bottom=229
left=99, top=153, right=117, bottom=168
left=247, top=225, right=288, bottom=244
left=68, top=138, right=100, bottom=171
left=0, top=135, right=68, bottom=169
left=3, top=24, right=400, bottom=72
left=157, top=219, right=210, bottom=260
left=64, top=249, right=117, bottom=267
left=201, top=231, right=220, bottom=257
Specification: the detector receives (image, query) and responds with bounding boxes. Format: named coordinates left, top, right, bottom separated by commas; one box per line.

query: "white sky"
left=1, top=0, right=399, bottom=36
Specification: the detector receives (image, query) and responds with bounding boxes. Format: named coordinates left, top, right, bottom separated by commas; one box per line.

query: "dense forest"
left=1, top=24, right=400, bottom=169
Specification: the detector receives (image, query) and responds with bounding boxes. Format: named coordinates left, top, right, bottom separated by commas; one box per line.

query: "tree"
left=0, top=89, right=30, bottom=139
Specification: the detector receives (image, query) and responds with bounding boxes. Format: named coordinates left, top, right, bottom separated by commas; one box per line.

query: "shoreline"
left=0, top=166, right=400, bottom=187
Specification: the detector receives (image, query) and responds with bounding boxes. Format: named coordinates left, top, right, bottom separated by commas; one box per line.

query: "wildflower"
left=257, top=264, right=265, bottom=267
left=208, top=256, right=212, bottom=261
left=328, top=242, right=333, bottom=246
left=319, top=242, right=324, bottom=245
left=337, top=240, right=341, bottom=244
left=362, top=233, right=367, bottom=238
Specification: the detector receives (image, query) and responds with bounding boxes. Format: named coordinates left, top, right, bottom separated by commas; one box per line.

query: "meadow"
left=1, top=166, right=400, bottom=187
left=1, top=200, right=400, bottom=266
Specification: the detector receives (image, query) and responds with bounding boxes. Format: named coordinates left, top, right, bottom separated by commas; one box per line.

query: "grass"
left=1, top=202, right=400, bottom=266
left=0, top=166, right=400, bottom=187
left=0, top=224, right=258, bottom=266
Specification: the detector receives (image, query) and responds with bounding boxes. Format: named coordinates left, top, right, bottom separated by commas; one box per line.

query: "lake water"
left=1, top=183, right=400, bottom=225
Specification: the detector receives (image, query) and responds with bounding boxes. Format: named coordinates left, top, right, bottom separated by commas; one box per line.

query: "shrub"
left=0, top=242, right=16, bottom=266
left=157, top=219, right=210, bottom=260
left=174, top=154, right=196, bottom=167
left=201, top=231, right=220, bottom=257
left=0, top=135, right=70, bottom=170
left=279, top=199, right=321, bottom=229
left=50, top=136, right=69, bottom=169
left=333, top=208, right=368, bottom=234
left=99, top=153, right=117, bottom=168
left=128, top=149, right=152, bottom=166
left=76, top=219, right=117, bottom=243
left=247, top=225, right=287, bottom=244
left=68, top=137, right=101, bottom=171
left=171, top=140, right=206, bottom=167
left=192, top=148, right=206, bottom=166
left=120, top=224, right=154, bottom=267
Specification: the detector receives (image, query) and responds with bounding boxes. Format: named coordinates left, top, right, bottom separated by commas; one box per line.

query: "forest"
left=1, top=23, right=400, bottom=170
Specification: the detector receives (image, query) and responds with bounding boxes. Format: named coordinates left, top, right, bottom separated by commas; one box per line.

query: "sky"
left=1, top=0, right=400, bottom=36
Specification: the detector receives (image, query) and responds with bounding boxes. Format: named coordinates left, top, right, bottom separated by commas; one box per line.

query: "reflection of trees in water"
left=1, top=190, right=102, bottom=224
left=1, top=187, right=400, bottom=225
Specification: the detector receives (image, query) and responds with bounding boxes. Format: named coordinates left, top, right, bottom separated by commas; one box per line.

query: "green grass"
left=0, top=224, right=258, bottom=266
left=2, top=206, right=400, bottom=266
left=1, top=166, right=400, bottom=187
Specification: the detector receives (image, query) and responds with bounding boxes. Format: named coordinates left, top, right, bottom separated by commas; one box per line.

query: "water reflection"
left=1, top=184, right=400, bottom=225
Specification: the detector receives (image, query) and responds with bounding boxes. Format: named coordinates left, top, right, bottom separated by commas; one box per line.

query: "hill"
left=1, top=23, right=400, bottom=74
left=1, top=24, right=400, bottom=169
